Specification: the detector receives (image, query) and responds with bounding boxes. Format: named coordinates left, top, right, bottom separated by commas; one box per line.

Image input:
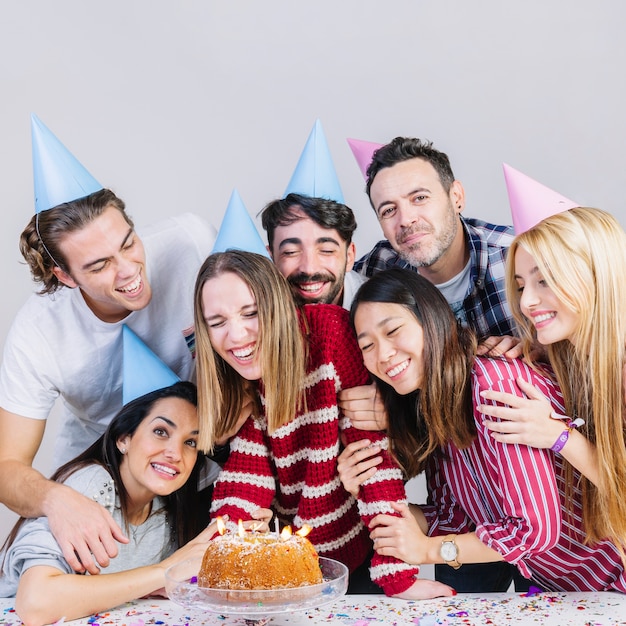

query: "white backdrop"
left=1, top=1, right=624, bottom=557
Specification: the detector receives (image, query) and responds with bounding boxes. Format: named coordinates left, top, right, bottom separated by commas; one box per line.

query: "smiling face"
left=53, top=205, right=152, bottom=322
left=514, top=246, right=580, bottom=345
left=201, top=272, right=262, bottom=381
left=369, top=158, right=465, bottom=279
left=270, top=208, right=355, bottom=306
left=118, top=396, right=199, bottom=505
left=354, top=301, right=425, bottom=395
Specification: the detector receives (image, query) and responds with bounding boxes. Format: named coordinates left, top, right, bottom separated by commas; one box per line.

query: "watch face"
left=441, top=541, right=458, bottom=561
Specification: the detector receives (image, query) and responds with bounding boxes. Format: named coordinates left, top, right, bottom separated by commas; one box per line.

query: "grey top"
left=0, top=464, right=173, bottom=597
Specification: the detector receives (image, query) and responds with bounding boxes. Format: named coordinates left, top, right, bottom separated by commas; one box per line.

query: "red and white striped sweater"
left=210, top=304, right=419, bottom=595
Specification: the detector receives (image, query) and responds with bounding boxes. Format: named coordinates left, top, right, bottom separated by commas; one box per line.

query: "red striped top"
left=210, top=304, right=420, bottom=595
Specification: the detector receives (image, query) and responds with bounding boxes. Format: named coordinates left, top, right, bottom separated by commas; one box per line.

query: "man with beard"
left=354, top=136, right=514, bottom=339
left=343, top=136, right=527, bottom=594
left=260, top=193, right=366, bottom=309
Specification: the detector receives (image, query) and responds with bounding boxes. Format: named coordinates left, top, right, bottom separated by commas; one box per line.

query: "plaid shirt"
left=354, top=217, right=515, bottom=339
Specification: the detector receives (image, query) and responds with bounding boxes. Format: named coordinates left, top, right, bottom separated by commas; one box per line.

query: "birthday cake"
left=198, top=531, right=323, bottom=590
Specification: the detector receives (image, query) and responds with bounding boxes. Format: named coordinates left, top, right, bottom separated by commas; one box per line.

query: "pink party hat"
left=503, top=163, right=579, bottom=234
left=31, top=114, right=103, bottom=213
left=122, top=325, right=180, bottom=405
left=212, top=189, right=270, bottom=257
left=347, top=138, right=383, bottom=180
left=285, top=119, right=344, bottom=202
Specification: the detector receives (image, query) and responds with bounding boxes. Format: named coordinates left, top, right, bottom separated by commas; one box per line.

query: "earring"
left=120, top=448, right=127, bottom=455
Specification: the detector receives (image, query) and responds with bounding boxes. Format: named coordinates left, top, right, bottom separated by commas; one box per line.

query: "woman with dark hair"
left=339, top=268, right=626, bottom=593
left=1, top=382, right=225, bottom=624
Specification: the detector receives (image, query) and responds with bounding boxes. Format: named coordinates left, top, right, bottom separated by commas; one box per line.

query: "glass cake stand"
left=165, top=556, right=348, bottom=626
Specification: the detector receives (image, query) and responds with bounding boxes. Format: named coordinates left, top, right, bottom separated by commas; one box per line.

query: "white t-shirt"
left=435, top=259, right=472, bottom=327
left=0, top=213, right=215, bottom=465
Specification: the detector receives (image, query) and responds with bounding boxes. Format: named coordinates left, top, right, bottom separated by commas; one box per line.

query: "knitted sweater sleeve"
left=209, top=415, right=276, bottom=524
left=315, top=305, right=420, bottom=596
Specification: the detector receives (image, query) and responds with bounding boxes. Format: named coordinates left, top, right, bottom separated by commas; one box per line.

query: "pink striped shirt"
left=423, top=356, right=626, bottom=592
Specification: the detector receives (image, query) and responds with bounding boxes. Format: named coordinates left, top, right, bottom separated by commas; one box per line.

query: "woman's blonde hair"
left=506, top=207, right=626, bottom=547
left=193, top=251, right=306, bottom=452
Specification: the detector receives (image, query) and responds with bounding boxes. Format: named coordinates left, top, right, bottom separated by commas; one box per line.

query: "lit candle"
left=216, top=516, right=226, bottom=536
left=274, top=517, right=280, bottom=537
left=280, top=525, right=293, bottom=541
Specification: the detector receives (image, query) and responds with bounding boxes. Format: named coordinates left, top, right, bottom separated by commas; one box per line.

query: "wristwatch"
left=440, top=534, right=462, bottom=569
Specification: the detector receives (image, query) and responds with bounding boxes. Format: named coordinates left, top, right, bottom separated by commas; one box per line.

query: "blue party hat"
left=122, top=325, right=180, bottom=405
left=284, top=119, right=344, bottom=202
left=211, top=189, right=270, bottom=257
left=31, top=113, right=103, bottom=214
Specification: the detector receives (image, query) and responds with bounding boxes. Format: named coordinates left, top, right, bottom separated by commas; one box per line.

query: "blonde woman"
left=480, top=206, right=626, bottom=553
left=193, top=250, right=453, bottom=599
left=342, top=267, right=626, bottom=592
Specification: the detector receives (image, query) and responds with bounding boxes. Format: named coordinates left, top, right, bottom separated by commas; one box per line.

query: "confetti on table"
left=523, top=586, right=544, bottom=597
left=1, top=593, right=626, bottom=625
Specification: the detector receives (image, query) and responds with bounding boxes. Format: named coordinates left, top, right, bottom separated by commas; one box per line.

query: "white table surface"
left=2, top=591, right=626, bottom=626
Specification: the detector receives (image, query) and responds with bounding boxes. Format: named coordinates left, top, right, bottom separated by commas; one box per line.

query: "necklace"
left=129, top=522, right=147, bottom=546
left=128, top=501, right=153, bottom=545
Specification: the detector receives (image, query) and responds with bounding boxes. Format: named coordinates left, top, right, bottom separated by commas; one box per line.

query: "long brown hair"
left=193, top=251, right=306, bottom=452
left=351, top=268, right=477, bottom=477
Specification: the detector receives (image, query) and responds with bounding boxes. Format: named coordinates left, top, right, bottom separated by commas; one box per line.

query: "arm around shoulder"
left=14, top=520, right=219, bottom=626
left=0, top=410, right=127, bottom=574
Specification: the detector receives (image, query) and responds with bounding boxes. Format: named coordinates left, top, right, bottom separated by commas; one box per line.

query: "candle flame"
left=295, top=524, right=312, bottom=538
left=238, top=519, right=245, bottom=538
left=280, top=525, right=293, bottom=540
left=216, top=516, right=226, bottom=536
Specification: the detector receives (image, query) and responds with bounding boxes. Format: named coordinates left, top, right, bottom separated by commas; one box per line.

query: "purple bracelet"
left=550, top=427, right=571, bottom=454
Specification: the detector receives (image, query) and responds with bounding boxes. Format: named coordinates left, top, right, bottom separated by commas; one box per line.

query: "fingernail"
left=451, top=589, right=457, bottom=596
